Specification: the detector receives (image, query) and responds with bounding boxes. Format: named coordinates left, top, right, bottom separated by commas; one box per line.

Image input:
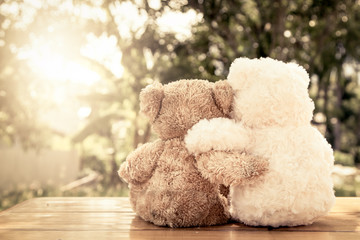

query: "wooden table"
left=0, top=197, right=359, bottom=239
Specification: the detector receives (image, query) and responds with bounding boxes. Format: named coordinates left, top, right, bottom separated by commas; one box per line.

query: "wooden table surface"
left=0, top=197, right=359, bottom=240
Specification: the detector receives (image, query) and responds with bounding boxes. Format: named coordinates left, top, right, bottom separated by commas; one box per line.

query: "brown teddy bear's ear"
left=139, top=82, right=164, bottom=122
left=212, top=80, right=233, bottom=115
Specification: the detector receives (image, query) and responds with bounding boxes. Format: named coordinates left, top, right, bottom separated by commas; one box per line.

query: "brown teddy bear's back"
left=130, top=138, right=229, bottom=227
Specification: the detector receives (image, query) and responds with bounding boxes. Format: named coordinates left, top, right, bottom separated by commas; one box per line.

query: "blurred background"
left=0, top=0, right=359, bottom=211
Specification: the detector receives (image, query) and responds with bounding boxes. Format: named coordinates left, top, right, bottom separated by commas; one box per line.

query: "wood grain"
left=0, top=197, right=359, bottom=240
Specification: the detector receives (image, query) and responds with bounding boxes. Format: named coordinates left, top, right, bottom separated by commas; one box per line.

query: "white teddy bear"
left=185, top=57, right=335, bottom=227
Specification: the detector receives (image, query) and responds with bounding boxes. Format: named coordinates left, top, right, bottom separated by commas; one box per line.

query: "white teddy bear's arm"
left=185, top=118, right=251, bottom=154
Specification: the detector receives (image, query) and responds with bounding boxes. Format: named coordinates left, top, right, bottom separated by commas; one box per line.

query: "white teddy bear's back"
left=230, top=125, right=335, bottom=227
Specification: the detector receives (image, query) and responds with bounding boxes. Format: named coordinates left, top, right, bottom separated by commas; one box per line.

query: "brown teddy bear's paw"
left=196, top=150, right=269, bottom=186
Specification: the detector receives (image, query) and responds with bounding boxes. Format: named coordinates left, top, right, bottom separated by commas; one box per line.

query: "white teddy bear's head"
left=228, top=57, right=315, bottom=128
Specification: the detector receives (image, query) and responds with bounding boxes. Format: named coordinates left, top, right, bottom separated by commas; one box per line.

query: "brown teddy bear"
left=118, top=79, right=266, bottom=228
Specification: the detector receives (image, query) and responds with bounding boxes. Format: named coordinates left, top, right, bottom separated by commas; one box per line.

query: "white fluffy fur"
left=185, top=57, right=335, bottom=227
left=185, top=118, right=250, bottom=154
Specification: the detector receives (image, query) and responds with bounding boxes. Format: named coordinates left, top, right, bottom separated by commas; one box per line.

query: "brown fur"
left=196, top=150, right=269, bottom=186
left=119, top=79, right=233, bottom=227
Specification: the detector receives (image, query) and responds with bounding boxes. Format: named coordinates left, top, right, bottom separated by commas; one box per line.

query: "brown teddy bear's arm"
left=118, top=139, right=164, bottom=184
left=196, top=150, right=269, bottom=186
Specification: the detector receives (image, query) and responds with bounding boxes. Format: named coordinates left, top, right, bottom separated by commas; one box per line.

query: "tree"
left=1, top=0, right=359, bottom=194
left=175, top=0, right=360, bottom=165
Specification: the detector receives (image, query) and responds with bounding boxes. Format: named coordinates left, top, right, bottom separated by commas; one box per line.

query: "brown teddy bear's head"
left=139, top=79, right=233, bottom=140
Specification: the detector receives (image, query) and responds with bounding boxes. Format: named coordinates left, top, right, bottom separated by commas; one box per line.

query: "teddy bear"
left=185, top=57, right=336, bottom=227
left=118, top=79, right=269, bottom=228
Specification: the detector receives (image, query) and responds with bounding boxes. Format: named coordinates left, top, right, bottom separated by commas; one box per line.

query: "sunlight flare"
left=23, top=47, right=101, bottom=86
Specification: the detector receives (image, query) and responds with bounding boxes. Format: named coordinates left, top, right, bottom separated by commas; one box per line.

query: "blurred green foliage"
left=1, top=0, right=360, bottom=211
left=334, top=150, right=355, bottom=166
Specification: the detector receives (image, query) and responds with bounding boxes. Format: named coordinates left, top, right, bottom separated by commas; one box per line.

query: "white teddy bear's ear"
left=286, top=62, right=311, bottom=88
left=227, top=57, right=257, bottom=92
left=185, top=118, right=251, bottom=155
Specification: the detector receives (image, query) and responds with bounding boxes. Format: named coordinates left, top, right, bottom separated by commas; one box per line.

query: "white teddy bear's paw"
left=185, top=120, right=212, bottom=154
left=185, top=118, right=250, bottom=154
